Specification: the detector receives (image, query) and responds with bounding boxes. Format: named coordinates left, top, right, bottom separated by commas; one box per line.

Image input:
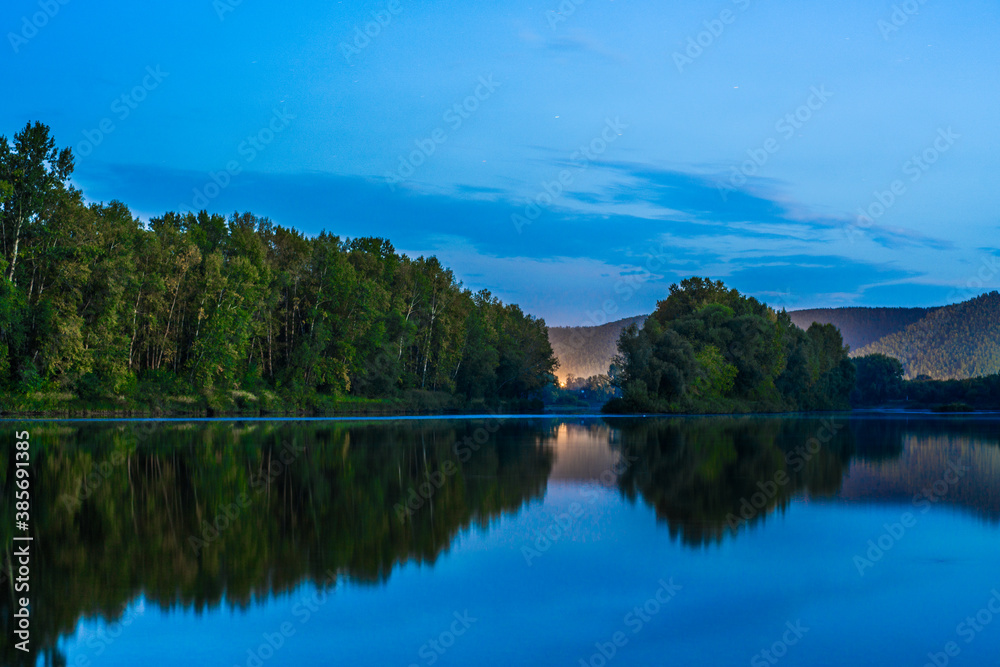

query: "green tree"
left=852, top=353, right=904, bottom=406
left=607, top=278, right=853, bottom=414
left=0, top=121, right=74, bottom=283
left=0, top=121, right=561, bottom=414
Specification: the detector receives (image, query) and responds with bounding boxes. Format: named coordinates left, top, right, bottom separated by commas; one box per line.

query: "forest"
left=3, top=120, right=994, bottom=417
left=605, top=278, right=856, bottom=414
left=852, top=352, right=1000, bottom=410
left=0, top=122, right=558, bottom=414
left=544, top=373, right=617, bottom=411
left=852, top=291, right=1000, bottom=380
left=556, top=294, right=1000, bottom=392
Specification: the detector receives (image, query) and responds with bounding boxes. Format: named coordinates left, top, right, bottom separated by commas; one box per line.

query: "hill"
left=549, top=304, right=935, bottom=385
left=787, top=307, right=934, bottom=351
left=548, top=315, right=646, bottom=383
left=548, top=293, right=1000, bottom=386
left=852, top=292, right=1000, bottom=380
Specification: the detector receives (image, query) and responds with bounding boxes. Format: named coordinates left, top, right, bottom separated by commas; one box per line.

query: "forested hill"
left=546, top=292, right=999, bottom=386
left=549, top=304, right=937, bottom=383
left=548, top=315, right=646, bottom=383
left=787, top=306, right=935, bottom=351
left=0, top=121, right=558, bottom=414
left=853, top=292, right=1000, bottom=380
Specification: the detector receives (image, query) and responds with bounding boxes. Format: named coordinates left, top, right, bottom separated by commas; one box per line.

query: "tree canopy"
left=0, top=122, right=558, bottom=413
left=606, top=278, right=855, bottom=413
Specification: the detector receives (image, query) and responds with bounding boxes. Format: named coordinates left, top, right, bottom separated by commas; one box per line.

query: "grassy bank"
left=0, top=388, right=545, bottom=418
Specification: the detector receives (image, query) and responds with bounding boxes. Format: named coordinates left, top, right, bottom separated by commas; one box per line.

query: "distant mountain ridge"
left=787, top=307, right=937, bottom=352
left=549, top=316, right=646, bottom=383
left=547, top=293, right=1000, bottom=383
left=853, top=292, right=1000, bottom=380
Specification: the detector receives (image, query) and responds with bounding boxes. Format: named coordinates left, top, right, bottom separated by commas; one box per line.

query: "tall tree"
left=0, top=121, right=74, bottom=283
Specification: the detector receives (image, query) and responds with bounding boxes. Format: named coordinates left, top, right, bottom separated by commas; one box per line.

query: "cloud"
left=519, top=28, right=626, bottom=63
left=72, top=159, right=965, bottom=324
left=589, top=162, right=952, bottom=252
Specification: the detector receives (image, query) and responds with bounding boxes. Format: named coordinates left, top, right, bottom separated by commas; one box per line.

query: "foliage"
left=0, top=122, right=558, bottom=414
left=613, top=417, right=855, bottom=546
left=851, top=353, right=904, bottom=406
left=557, top=294, right=999, bottom=398
left=850, top=352, right=1000, bottom=410
left=898, top=373, right=1000, bottom=410
left=545, top=374, right=617, bottom=408
left=605, top=278, right=855, bottom=413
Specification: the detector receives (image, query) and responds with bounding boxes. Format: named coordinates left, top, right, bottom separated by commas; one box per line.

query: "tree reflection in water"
left=2, top=416, right=999, bottom=665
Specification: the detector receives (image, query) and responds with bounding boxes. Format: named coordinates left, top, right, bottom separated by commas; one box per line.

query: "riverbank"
left=4, top=391, right=996, bottom=419
left=0, top=390, right=546, bottom=419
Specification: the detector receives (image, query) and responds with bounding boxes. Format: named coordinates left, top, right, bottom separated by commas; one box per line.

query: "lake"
left=4, top=415, right=1000, bottom=666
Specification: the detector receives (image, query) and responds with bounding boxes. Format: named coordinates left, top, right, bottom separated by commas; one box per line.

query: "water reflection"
left=611, top=417, right=855, bottom=546
left=606, top=417, right=1000, bottom=546
left=1, top=416, right=999, bottom=665
left=0, top=419, right=555, bottom=666
left=841, top=418, right=1000, bottom=523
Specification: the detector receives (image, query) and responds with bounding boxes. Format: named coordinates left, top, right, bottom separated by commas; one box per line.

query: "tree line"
left=853, top=352, right=1000, bottom=410
left=0, top=122, right=558, bottom=413
left=547, top=315, right=646, bottom=384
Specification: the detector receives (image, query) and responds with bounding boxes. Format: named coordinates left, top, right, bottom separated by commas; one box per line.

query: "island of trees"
left=605, top=278, right=856, bottom=414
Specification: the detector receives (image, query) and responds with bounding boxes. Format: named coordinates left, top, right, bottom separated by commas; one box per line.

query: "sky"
left=3, top=0, right=999, bottom=326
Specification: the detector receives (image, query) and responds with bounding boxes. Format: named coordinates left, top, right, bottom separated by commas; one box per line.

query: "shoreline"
left=3, top=407, right=999, bottom=422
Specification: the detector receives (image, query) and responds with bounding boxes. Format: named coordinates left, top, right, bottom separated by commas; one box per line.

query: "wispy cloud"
left=519, top=28, right=626, bottom=63
left=73, top=159, right=972, bottom=323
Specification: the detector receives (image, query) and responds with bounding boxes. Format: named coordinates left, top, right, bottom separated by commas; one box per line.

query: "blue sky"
left=3, top=0, right=999, bottom=325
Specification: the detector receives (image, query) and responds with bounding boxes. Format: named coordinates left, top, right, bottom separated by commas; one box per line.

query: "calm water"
left=3, top=415, right=1000, bottom=666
